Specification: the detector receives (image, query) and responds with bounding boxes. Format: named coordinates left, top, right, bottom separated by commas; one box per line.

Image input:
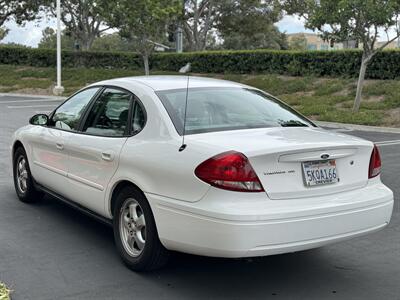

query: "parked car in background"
left=11, top=76, right=394, bottom=271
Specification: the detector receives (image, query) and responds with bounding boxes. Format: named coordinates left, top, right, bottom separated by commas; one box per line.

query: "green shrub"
left=2, top=46, right=400, bottom=79
left=0, top=282, right=11, bottom=300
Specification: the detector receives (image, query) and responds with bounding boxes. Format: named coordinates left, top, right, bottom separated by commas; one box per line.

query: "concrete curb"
left=0, top=93, right=66, bottom=100
left=316, top=121, right=400, bottom=134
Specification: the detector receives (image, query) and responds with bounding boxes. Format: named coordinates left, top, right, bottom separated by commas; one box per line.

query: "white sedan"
left=11, top=76, right=394, bottom=271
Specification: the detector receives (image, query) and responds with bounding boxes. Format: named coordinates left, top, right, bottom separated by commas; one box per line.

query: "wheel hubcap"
left=119, top=198, right=146, bottom=257
left=16, top=157, right=28, bottom=194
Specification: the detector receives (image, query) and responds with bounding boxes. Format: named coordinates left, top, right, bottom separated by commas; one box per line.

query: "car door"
left=29, top=87, right=100, bottom=197
left=65, top=87, right=133, bottom=215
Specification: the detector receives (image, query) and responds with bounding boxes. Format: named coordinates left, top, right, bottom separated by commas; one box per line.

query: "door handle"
left=56, top=142, right=64, bottom=150
left=101, top=151, right=114, bottom=162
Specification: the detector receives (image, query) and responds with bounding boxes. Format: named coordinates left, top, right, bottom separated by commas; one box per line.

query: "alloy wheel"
left=119, top=198, right=147, bottom=257
left=16, top=156, right=28, bottom=194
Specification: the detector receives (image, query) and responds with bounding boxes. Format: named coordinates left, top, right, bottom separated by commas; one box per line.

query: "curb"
left=316, top=121, right=400, bottom=134
left=0, top=93, right=66, bottom=100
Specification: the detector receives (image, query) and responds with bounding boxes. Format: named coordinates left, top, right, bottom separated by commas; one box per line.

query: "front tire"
left=113, top=186, right=169, bottom=271
left=13, top=147, right=43, bottom=203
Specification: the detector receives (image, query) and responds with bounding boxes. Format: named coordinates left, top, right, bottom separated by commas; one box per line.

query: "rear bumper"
left=146, top=180, right=394, bottom=258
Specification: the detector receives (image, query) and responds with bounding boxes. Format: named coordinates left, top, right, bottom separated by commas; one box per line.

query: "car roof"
left=94, top=75, right=248, bottom=91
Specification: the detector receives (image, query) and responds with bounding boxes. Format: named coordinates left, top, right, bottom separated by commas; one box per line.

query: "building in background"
left=376, top=40, right=398, bottom=49
left=288, top=33, right=343, bottom=50
left=288, top=33, right=399, bottom=50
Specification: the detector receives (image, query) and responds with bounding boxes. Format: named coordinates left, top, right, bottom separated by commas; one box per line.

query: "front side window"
left=157, top=87, right=314, bottom=135
left=51, top=88, right=99, bottom=131
left=82, top=88, right=132, bottom=136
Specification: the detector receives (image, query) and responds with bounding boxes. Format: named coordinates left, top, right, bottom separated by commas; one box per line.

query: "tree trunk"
left=80, top=36, right=95, bottom=51
left=80, top=41, right=89, bottom=51
left=353, top=54, right=369, bottom=113
left=86, top=36, right=95, bottom=50
left=143, top=54, right=150, bottom=76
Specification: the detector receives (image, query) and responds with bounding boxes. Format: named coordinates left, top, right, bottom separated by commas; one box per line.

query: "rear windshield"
left=156, top=87, right=315, bottom=135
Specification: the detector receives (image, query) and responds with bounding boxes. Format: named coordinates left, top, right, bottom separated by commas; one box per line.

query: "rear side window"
left=156, top=87, right=314, bottom=135
left=131, top=101, right=145, bottom=134
left=82, top=88, right=132, bottom=137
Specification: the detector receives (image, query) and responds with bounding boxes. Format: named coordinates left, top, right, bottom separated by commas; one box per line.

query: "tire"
left=13, top=147, right=43, bottom=203
left=113, top=185, right=169, bottom=271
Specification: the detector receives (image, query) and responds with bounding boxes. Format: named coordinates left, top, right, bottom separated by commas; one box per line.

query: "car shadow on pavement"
left=11, top=192, right=370, bottom=299
left=144, top=249, right=347, bottom=299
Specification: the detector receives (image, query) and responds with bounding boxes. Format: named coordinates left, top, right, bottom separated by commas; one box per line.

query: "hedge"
left=2, top=45, right=400, bottom=79
left=0, top=46, right=142, bottom=69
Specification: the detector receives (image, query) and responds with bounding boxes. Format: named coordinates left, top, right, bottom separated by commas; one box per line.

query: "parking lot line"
left=7, top=104, right=59, bottom=109
left=35, top=111, right=52, bottom=114
left=0, top=99, right=62, bottom=104
left=375, top=140, right=400, bottom=146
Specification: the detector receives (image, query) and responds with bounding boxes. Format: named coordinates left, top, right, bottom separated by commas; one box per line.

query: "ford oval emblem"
left=321, top=153, right=330, bottom=159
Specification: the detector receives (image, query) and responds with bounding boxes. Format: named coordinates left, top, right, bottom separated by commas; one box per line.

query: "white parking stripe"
left=35, top=111, right=52, bottom=114
left=0, top=99, right=62, bottom=104
left=375, top=140, right=400, bottom=146
left=7, top=104, right=58, bottom=109
left=0, top=92, right=65, bottom=99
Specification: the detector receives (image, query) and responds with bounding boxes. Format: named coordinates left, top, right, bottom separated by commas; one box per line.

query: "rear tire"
left=113, top=185, right=169, bottom=271
left=13, top=147, right=43, bottom=203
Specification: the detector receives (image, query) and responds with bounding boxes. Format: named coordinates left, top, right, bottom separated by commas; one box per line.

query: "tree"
left=91, top=33, right=134, bottom=52
left=0, top=0, right=44, bottom=27
left=38, top=28, right=135, bottom=52
left=0, top=26, right=8, bottom=41
left=282, top=0, right=400, bottom=112
left=183, top=0, right=220, bottom=51
left=221, top=26, right=287, bottom=50
left=288, top=34, right=307, bottom=50
left=105, top=0, right=181, bottom=75
left=46, top=0, right=111, bottom=50
left=217, top=0, right=287, bottom=50
left=38, top=27, right=75, bottom=49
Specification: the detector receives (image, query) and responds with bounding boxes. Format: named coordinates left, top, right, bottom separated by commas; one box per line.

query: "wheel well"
left=12, top=141, right=24, bottom=157
left=110, top=180, right=144, bottom=217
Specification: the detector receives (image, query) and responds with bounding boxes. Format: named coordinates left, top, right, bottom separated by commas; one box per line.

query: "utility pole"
left=176, top=26, right=183, bottom=53
left=53, top=0, right=64, bottom=95
left=175, top=0, right=185, bottom=53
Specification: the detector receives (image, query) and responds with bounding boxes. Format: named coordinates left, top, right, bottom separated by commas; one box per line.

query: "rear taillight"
left=369, top=145, right=381, bottom=178
left=195, top=151, right=264, bottom=192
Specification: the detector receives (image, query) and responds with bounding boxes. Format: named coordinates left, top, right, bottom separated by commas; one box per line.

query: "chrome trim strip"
left=33, top=160, right=67, bottom=177
left=67, top=173, right=104, bottom=191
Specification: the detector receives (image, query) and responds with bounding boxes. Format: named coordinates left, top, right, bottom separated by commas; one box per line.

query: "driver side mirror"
left=29, top=114, right=49, bottom=126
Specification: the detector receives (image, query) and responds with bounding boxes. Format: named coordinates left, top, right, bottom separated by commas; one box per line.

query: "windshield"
left=156, top=87, right=315, bottom=135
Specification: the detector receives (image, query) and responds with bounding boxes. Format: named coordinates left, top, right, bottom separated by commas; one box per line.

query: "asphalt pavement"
left=0, top=94, right=399, bottom=300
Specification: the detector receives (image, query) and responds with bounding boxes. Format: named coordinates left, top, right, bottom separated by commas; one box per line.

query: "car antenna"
left=179, top=74, right=190, bottom=152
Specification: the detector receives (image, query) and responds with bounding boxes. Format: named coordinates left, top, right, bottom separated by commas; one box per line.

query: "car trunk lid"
left=187, top=127, right=373, bottom=200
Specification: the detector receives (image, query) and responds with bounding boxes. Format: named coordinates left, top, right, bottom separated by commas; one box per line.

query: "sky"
left=1, top=15, right=397, bottom=47
left=3, top=15, right=56, bottom=47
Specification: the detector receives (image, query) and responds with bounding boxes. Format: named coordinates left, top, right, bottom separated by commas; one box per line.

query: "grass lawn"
left=0, top=282, right=11, bottom=300
left=1, top=64, right=399, bottom=127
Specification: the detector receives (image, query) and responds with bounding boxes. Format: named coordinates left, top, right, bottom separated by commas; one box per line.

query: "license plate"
left=302, top=160, right=339, bottom=187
